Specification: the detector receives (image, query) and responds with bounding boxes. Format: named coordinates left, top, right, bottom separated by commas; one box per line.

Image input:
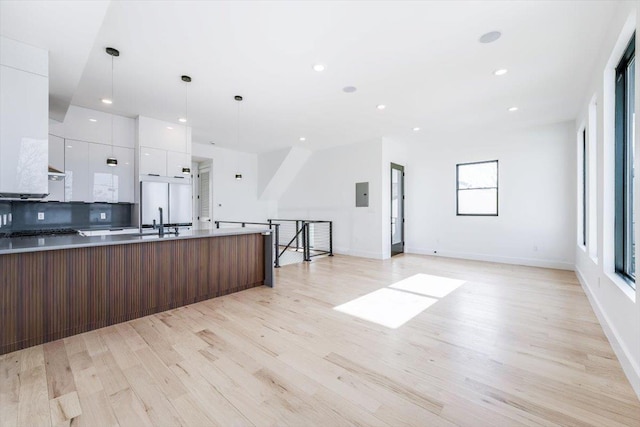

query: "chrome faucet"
left=158, top=207, right=165, bottom=236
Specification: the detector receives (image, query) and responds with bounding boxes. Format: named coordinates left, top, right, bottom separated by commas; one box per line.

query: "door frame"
left=196, top=161, right=213, bottom=226
left=390, top=162, right=405, bottom=256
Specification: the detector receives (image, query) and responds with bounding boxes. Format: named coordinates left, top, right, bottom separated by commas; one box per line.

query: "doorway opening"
left=192, top=159, right=213, bottom=229
left=391, top=163, right=405, bottom=256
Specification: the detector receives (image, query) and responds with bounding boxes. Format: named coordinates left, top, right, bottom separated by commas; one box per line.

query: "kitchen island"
left=0, top=228, right=272, bottom=355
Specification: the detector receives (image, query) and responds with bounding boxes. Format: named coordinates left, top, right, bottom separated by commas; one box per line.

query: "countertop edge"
left=0, top=228, right=271, bottom=255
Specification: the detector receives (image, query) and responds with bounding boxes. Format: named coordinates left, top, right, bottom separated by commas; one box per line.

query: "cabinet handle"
left=173, top=176, right=185, bottom=179
left=147, top=174, right=160, bottom=177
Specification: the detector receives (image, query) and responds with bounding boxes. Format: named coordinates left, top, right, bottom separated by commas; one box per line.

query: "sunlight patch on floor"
left=333, top=273, right=467, bottom=329
left=334, top=288, right=438, bottom=328
left=389, top=273, right=466, bottom=298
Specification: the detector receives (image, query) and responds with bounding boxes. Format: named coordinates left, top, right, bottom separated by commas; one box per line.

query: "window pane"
left=614, top=34, right=635, bottom=287
left=582, top=130, right=587, bottom=247
left=458, top=162, right=497, bottom=189
left=626, top=56, right=635, bottom=279
left=458, top=189, right=497, bottom=215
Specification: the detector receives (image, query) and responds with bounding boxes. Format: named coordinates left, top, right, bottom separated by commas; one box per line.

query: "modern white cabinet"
left=167, top=151, right=192, bottom=178
left=0, top=37, right=49, bottom=197
left=46, top=134, right=65, bottom=201
left=64, top=139, right=90, bottom=202
left=137, top=116, right=190, bottom=152
left=139, top=146, right=168, bottom=177
left=88, top=143, right=134, bottom=203
left=49, top=105, right=136, bottom=203
left=136, top=116, right=192, bottom=186
left=112, top=147, right=134, bottom=203
left=49, top=105, right=135, bottom=148
left=65, top=140, right=134, bottom=203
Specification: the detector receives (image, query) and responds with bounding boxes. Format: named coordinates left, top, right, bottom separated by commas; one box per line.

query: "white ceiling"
left=2, top=1, right=619, bottom=152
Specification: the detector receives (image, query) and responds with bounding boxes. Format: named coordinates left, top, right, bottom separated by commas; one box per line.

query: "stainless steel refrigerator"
left=140, top=181, right=192, bottom=228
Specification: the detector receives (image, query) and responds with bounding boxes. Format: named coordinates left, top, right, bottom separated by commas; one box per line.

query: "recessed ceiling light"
left=89, top=118, right=97, bottom=122
left=166, top=126, right=174, bottom=130
left=413, top=127, right=420, bottom=131
left=343, top=86, right=357, bottom=93
left=101, top=98, right=112, bottom=104
left=479, top=31, right=501, bottom=44
left=67, top=145, right=73, bottom=149
left=178, top=118, right=187, bottom=123
left=377, top=104, right=386, bottom=110
left=144, top=152, right=150, bottom=156
left=299, top=137, right=306, bottom=141
left=493, top=69, right=508, bottom=76
left=508, top=106, right=519, bottom=112
left=313, top=63, right=326, bottom=72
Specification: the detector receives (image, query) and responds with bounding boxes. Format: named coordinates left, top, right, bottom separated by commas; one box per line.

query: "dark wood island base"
left=0, top=232, right=266, bottom=355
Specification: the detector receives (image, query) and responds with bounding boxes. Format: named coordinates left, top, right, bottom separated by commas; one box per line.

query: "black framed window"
left=614, top=33, right=635, bottom=287
left=456, top=160, right=498, bottom=216
left=582, top=129, right=587, bottom=247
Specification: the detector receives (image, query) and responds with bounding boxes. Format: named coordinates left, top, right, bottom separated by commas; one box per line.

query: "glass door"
left=391, top=163, right=405, bottom=256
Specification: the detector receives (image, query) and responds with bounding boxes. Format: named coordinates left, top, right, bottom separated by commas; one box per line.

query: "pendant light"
left=181, top=75, right=191, bottom=175
left=105, top=47, right=119, bottom=167
left=234, top=95, right=243, bottom=180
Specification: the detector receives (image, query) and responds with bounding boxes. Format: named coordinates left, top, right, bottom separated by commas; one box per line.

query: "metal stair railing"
left=214, top=219, right=334, bottom=267
left=268, top=219, right=333, bottom=262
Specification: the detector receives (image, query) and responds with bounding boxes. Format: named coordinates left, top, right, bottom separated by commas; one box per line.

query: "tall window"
left=582, top=129, right=587, bottom=247
left=614, top=34, right=635, bottom=287
left=456, top=160, right=498, bottom=216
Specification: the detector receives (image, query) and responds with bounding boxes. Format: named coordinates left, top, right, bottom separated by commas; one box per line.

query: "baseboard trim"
left=405, top=247, right=574, bottom=271
left=575, top=266, right=640, bottom=399
left=333, top=248, right=383, bottom=260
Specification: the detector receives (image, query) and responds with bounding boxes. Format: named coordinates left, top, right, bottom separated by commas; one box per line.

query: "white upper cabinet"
left=49, top=105, right=135, bottom=148
left=64, top=139, right=90, bottom=202
left=139, top=146, right=167, bottom=177
left=136, top=116, right=192, bottom=183
left=65, top=140, right=135, bottom=203
left=88, top=143, right=134, bottom=203
left=0, top=37, right=49, bottom=197
left=0, top=37, right=48, bottom=76
left=112, top=147, right=134, bottom=203
left=48, top=105, right=137, bottom=203
left=46, top=134, right=65, bottom=202
left=137, top=116, right=191, bottom=152
left=167, top=151, right=192, bottom=179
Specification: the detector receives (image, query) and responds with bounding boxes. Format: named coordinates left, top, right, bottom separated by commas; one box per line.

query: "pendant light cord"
left=110, top=53, right=114, bottom=157
left=185, top=80, right=188, bottom=145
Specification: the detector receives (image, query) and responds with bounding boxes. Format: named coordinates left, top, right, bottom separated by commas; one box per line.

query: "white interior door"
left=198, top=164, right=212, bottom=225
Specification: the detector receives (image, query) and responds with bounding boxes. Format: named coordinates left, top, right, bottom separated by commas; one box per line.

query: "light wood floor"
left=1, top=254, right=639, bottom=426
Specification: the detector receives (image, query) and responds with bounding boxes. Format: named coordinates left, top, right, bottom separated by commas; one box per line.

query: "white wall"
left=192, top=143, right=276, bottom=223
left=278, top=139, right=384, bottom=259
left=276, top=122, right=575, bottom=267
left=258, top=146, right=312, bottom=200
left=573, top=1, right=639, bottom=396
left=402, top=122, right=576, bottom=270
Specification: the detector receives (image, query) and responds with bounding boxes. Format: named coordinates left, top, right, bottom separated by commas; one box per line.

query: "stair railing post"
left=301, top=222, right=307, bottom=261
left=329, top=221, right=334, bottom=256
left=274, top=224, right=281, bottom=268
left=304, top=222, right=311, bottom=262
